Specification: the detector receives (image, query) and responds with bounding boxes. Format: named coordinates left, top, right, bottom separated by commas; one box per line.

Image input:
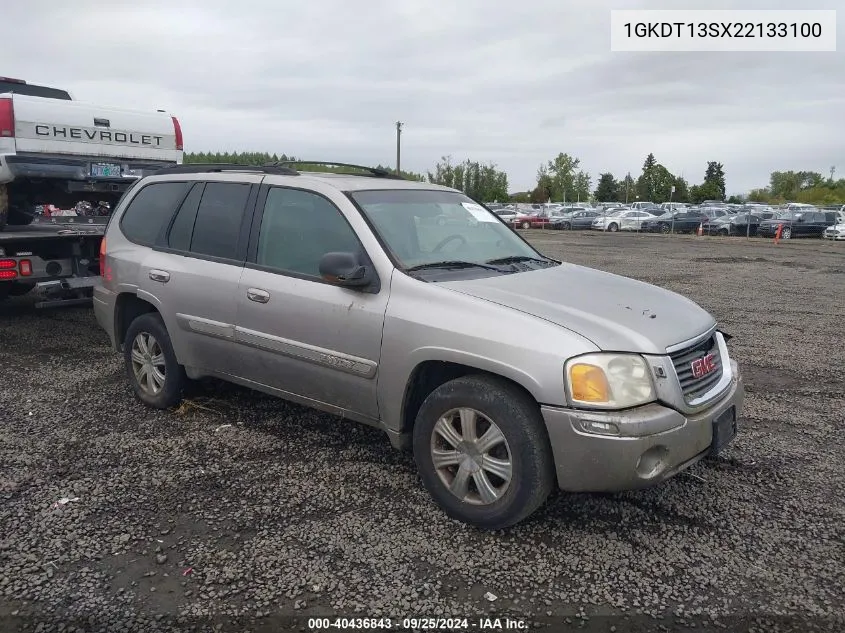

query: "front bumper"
left=540, top=360, right=744, bottom=492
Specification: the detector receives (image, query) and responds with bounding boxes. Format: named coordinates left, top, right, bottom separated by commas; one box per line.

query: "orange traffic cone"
left=697, top=223, right=703, bottom=236
left=774, top=223, right=783, bottom=244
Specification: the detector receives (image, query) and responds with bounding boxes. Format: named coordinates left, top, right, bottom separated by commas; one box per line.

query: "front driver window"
left=256, top=187, right=361, bottom=277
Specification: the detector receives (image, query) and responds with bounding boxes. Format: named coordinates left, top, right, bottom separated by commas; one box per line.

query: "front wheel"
left=521, top=221, right=531, bottom=229
left=607, top=222, right=619, bottom=232
left=561, top=222, right=571, bottom=230
left=660, top=223, right=671, bottom=234
left=412, top=375, right=555, bottom=529
left=123, top=312, right=186, bottom=409
left=781, top=226, right=792, bottom=239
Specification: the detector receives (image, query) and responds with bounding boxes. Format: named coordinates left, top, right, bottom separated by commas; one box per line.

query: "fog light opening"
left=636, top=445, right=670, bottom=479
left=579, top=418, right=620, bottom=436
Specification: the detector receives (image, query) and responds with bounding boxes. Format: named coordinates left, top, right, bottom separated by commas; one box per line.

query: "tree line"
left=510, top=152, right=726, bottom=205
left=748, top=170, right=844, bottom=205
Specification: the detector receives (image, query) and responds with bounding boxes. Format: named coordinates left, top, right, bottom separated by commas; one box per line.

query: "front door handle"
left=247, top=288, right=270, bottom=304
left=149, top=269, right=170, bottom=283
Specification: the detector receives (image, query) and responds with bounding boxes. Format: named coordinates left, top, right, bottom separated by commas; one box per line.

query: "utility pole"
left=395, top=121, right=403, bottom=175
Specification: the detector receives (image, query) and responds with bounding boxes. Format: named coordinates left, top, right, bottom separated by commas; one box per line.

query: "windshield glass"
left=350, top=189, right=547, bottom=270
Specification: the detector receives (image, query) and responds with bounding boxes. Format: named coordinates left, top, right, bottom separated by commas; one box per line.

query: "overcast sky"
left=4, top=0, right=842, bottom=195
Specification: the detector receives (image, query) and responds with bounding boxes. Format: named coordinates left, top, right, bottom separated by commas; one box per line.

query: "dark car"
left=550, top=209, right=600, bottom=230
left=757, top=211, right=837, bottom=239
left=641, top=211, right=708, bottom=234
left=701, top=211, right=774, bottom=236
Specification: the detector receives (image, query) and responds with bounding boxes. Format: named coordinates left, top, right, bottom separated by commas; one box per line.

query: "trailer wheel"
left=0, top=184, right=8, bottom=232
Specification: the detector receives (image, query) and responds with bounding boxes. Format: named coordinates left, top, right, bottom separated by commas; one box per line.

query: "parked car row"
left=486, top=202, right=845, bottom=240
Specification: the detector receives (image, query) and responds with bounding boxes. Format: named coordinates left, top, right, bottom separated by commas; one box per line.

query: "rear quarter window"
left=188, top=182, right=252, bottom=260
left=119, top=181, right=190, bottom=246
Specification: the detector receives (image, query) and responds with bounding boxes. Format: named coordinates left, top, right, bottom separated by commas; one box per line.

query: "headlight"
left=565, top=353, right=656, bottom=410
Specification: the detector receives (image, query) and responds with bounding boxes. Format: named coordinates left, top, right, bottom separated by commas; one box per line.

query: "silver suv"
left=94, top=163, right=744, bottom=529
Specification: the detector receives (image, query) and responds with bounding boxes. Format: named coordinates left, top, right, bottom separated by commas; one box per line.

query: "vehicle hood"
left=439, top=264, right=715, bottom=354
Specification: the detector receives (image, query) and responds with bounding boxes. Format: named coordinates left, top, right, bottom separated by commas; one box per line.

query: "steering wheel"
left=432, top=234, right=468, bottom=253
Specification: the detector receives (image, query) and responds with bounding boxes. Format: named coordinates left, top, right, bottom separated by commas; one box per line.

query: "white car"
left=591, top=209, right=654, bottom=232
left=823, top=223, right=845, bottom=240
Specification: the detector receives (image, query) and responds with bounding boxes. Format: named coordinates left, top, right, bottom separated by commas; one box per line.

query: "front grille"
left=669, top=334, right=723, bottom=401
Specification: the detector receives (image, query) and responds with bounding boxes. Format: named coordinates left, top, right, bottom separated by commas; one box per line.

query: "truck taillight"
left=0, top=259, right=16, bottom=269
left=0, top=98, right=14, bottom=138
left=19, top=259, right=32, bottom=276
left=0, top=270, right=16, bottom=280
left=172, top=116, right=183, bottom=150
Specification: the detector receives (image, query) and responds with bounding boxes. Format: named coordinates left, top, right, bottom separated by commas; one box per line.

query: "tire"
left=719, top=228, right=730, bottom=237
left=608, top=223, right=619, bottom=232
left=412, top=374, right=555, bottom=529
left=659, top=223, right=671, bottom=234
left=781, top=226, right=792, bottom=239
left=123, top=312, right=186, bottom=409
left=521, top=221, right=530, bottom=229
left=562, top=222, right=571, bottom=230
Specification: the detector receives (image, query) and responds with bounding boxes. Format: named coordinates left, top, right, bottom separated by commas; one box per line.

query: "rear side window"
left=167, top=183, right=204, bottom=251
left=189, top=182, right=251, bottom=260
left=120, top=182, right=189, bottom=246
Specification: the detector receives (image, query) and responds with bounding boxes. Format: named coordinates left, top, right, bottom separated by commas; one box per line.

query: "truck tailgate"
left=10, top=94, right=181, bottom=162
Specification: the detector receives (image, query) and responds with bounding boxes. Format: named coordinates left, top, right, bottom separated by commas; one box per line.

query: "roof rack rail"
left=266, top=161, right=405, bottom=180
left=155, top=163, right=300, bottom=176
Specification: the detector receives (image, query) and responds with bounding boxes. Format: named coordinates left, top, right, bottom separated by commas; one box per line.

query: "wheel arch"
left=114, top=292, right=160, bottom=352
left=397, top=358, right=544, bottom=443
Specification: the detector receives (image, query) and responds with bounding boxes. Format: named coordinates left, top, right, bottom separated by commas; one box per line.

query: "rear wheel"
left=123, top=312, right=186, bottom=409
left=412, top=375, right=555, bottom=529
left=781, top=226, right=792, bottom=239
left=521, top=221, right=531, bottom=229
left=660, top=223, right=671, bottom=234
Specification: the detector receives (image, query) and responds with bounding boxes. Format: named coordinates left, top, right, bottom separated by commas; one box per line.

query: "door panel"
left=234, top=270, right=387, bottom=418
left=139, top=251, right=244, bottom=374
left=232, top=185, right=388, bottom=419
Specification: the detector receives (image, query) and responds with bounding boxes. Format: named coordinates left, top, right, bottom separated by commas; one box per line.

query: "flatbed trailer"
left=0, top=215, right=106, bottom=308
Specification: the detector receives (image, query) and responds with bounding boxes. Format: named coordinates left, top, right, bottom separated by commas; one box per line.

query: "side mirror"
left=319, top=252, right=373, bottom=288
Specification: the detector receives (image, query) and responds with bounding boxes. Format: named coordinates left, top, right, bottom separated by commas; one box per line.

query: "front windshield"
left=350, top=189, right=547, bottom=270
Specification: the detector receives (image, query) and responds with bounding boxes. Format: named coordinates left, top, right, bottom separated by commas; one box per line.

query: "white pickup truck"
left=0, top=76, right=184, bottom=230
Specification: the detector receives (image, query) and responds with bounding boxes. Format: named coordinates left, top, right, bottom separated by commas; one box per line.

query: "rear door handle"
left=149, top=269, right=170, bottom=283
left=247, top=288, right=270, bottom=303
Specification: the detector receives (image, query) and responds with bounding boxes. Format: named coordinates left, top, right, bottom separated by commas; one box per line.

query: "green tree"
left=619, top=173, right=636, bottom=203
left=636, top=154, right=677, bottom=202
left=636, top=153, right=659, bottom=201
left=703, top=161, right=727, bottom=200
left=593, top=173, right=619, bottom=202
left=427, top=156, right=508, bottom=201
left=672, top=176, right=689, bottom=203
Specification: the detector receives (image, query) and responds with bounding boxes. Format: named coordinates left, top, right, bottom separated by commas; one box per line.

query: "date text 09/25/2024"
left=308, top=617, right=529, bottom=631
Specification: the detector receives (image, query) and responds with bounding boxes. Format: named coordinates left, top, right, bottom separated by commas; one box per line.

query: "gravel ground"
left=1, top=232, right=843, bottom=633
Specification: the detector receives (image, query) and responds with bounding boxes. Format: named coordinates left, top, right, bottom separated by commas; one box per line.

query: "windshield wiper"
left=485, top=255, right=553, bottom=266
left=406, top=260, right=507, bottom=272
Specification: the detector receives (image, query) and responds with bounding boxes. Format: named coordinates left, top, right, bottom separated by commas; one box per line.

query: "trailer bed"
left=0, top=217, right=108, bottom=243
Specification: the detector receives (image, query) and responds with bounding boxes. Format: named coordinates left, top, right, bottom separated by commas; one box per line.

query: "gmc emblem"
left=690, top=353, right=716, bottom=379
